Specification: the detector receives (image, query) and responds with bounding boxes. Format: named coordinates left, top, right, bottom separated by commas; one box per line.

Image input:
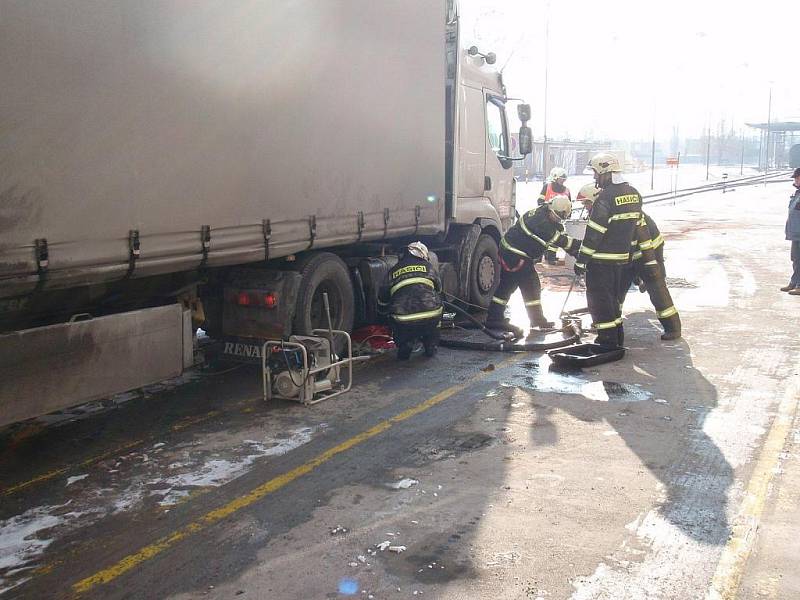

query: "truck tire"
left=292, top=253, right=355, bottom=347
left=468, top=234, right=500, bottom=309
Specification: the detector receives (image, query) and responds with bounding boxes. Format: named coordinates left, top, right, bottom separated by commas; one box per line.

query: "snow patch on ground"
left=0, top=426, right=319, bottom=592
left=65, top=474, right=88, bottom=487
left=0, top=504, right=101, bottom=594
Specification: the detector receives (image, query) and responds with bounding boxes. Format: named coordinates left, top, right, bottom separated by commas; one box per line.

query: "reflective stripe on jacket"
left=577, top=182, right=643, bottom=266
left=502, top=205, right=574, bottom=261
left=387, top=254, right=442, bottom=322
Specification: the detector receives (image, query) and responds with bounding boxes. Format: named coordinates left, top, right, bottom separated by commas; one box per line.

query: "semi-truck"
left=0, top=0, right=531, bottom=427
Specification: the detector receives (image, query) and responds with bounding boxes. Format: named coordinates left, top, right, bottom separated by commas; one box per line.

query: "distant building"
left=746, top=121, right=800, bottom=169
left=510, top=137, right=611, bottom=181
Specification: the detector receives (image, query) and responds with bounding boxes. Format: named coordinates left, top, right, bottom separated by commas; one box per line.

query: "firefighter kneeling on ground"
left=625, top=212, right=682, bottom=340
left=574, top=153, right=646, bottom=347
left=486, top=195, right=580, bottom=336
left=386, top=241, right=443, bottom=360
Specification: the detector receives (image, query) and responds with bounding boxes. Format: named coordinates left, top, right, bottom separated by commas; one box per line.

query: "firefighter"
left=626, top=212, right=682, bottom=340
left=574, top=153, right=646, bottom=347
left=386, top=241, right=443, bottom=360
left=576, top=182, right=599, bottom=215
left=486, top=195, right=580, bottom=334
left=538, top=167, right=572, bottom=264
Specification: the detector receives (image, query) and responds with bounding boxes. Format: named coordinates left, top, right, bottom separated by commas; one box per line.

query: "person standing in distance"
left=574, top=153, right=644, bottom=347
left=538, top=167, right=572, bottom=264
left=782, top=167, right=800, bottom=294
left=386, top=241, right=443, bottom=360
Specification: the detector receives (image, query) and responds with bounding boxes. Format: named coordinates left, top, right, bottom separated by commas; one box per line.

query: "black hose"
left=438, top=329, right=580, bottom=352
left=442, top=300, right=508, bottom=341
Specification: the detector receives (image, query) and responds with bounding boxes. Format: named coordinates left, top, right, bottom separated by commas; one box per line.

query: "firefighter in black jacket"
left=386, top=241, right=443, bottom=360
left=486, top=195, right=580, bottom=334
left=626, top=212, right=682, bottom=340
left=574, top=153, right=651, bottom=347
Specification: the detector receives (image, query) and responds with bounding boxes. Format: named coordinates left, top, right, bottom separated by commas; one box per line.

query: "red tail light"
left=263, top=293, right=278, bottom=309
left=236, top=291, right=251, bottom=306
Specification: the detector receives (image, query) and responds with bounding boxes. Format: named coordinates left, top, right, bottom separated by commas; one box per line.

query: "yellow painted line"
left=71, top=356, right=516, bottom=596
left=3, top=408, right=229, bottom=496
left=2, top=439, right=145, bottom=496
left=171, top=409, right=222, bottom=431
left=708, top=378, right=800, bottom=600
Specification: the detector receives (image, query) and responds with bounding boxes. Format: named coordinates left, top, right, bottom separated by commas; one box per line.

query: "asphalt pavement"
left=1, top=180, right=798, bottom=600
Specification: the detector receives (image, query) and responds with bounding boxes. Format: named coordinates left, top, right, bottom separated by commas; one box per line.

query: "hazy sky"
left=460, top=0, right=798, bottom=142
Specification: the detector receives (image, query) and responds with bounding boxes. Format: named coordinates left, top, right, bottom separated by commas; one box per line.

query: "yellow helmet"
left=549, top=194, right=572, bottom=219
left=407, top=241, right=429, bottom=261
left=577, top=183, right=600, bottom=203
left=588, top=153, right=622, bottom=174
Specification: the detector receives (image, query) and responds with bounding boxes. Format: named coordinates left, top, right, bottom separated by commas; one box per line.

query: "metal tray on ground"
left=547, top=342, right=625, bottom=369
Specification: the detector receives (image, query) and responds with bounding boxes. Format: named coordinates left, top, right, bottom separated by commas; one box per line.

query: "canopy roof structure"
left=746, top=121, right=800, bottom=132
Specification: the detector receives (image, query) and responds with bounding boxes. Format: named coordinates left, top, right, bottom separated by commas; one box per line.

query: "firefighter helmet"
left=549, top=167, right=568, bottom=181
left=549, top=194, right=572, bottom=219
left=577, top=183, right=599, bottom=204
left=588, top=153, right=622, bottom=174
left=407, top=241, right=429, bottom=261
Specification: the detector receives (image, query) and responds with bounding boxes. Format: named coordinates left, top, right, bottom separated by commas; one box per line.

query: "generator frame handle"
left=261, top=330, right=364, bottom=405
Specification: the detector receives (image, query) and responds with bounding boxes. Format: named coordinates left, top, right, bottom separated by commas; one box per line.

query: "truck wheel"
left=292, top=253, right=355, bottom=346
left=468, top=234, right=500, bottom=308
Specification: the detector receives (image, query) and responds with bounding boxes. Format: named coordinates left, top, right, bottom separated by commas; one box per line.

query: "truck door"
left=483, top=95, right=514, bottom=228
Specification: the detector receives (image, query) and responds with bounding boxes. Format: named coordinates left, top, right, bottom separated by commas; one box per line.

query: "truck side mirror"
left=518, top=126, right=532, bottom=156
left=517, top=104, right=531, bottom=122
left=485, top=52, right=496, bottom=65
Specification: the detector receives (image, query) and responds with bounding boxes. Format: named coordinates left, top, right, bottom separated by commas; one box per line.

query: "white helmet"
left=549, top=194, right=572, bottom=219
left=576, top=183, right=600, bottom=204
left=588, top=153, right=622, bottom=174
left=549, top=167, right=568, bottom=181
left=407, top=241, right=429, bottom=261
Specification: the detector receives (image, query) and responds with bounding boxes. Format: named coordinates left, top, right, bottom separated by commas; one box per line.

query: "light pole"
left=740, top=130, right=745, bottom=175
left=764, top=85, right=772, bottom=185
left=650, top=103, right=656, bottom=190
left=541, top=0, right=550, bottom=179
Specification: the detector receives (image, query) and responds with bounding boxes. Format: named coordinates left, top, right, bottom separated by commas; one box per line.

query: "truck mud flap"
left=0, top=304, right=192, bottom=427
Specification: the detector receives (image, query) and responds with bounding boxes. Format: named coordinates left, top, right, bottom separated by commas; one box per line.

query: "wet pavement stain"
left=504, top=359, right=653, bottom=402
left=381, top=527, right=481, bottom=584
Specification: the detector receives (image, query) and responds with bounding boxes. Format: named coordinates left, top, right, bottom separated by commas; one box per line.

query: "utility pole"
left=740, top=130, right=745, bottom=175
left=541, top=0, right=550, bottom=179
left=764, top=86, right=772, bottom=185
left=650, top=104, right=656, bottom=190
left=705, top=124, right=711, bottom=180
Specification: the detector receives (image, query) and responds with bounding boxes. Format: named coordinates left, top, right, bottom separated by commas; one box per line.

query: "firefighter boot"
left=423, top=329, right=439, bottom=358
left=485, top=302, right=524, bottom=337
left=527, top=304, right=555, bottom=329
left=660, top=313, right=682, bottom=341
left=595, top=328, right=618, bottom=347
left=397, top=341, right=413, bottom=360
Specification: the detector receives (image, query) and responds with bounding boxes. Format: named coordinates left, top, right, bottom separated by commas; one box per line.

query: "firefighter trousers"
left=621, top=262, right=681, bottom=335
left=586, top=262, right=627, bottom=347
left=486, top=253, right=550, bottom=326
left=391, top=318, right=440, bottom=359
